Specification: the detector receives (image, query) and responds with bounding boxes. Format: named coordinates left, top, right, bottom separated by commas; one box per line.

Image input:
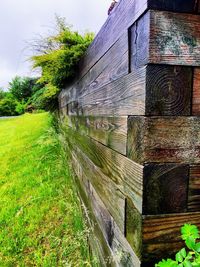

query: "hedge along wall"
left=59, top=0, right=200, bottom=266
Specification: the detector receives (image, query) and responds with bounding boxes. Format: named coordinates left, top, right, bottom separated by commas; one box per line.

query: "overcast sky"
left=0, top=0, right=111, bottom=89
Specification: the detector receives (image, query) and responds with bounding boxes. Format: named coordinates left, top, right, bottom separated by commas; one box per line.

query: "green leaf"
left=195, top=243, right=200, bottom=253
left=183, top=260, right=192, bottom=267
left=181, top=224, right=200, bottom=241
left=176, top=252, right=183, bottom=262
left=180, top=248, right=187, bottom=258
left=186, top=236, right=196, bottom=250
left=155, top=259, right=178, bottom=267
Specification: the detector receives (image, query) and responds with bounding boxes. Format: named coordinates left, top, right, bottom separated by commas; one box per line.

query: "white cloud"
left=0, top=0, right=111, bottom=89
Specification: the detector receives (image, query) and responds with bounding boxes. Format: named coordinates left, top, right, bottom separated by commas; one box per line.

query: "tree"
left=8, top=76, right=37, bottom=102
left=0, top=88, right=6, bottom=100
left=0, top=95, right=18, bottom=116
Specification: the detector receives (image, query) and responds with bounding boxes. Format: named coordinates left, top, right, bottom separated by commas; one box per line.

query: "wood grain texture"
left=143, top=212, right=200, bottom=262
left=60, top=64, right=192, bottom=117
left=149, top=11, right=200, bottom=66
left=78, top=0, right=147, bottom=79
left=77, top=32, right=128, bottom=95
left=143, top=164, right=189, bottom=215
left=67, top=116, right=127, bottom=155
left=72, top=155, right=141, bottom=266
left=63, top=125, right=144, bottom=213
left=72, top=147, right=126, bottom=232
left=148, top=0, right=200, bottom=13
left=192, top=68, right=200, bottom=115
left=67, top=67, right=146, bottom=116
left=125, top=198, right=142, bottom=259
left=79, top=0, right=200, bottom=79
left=127, top=116, right=200, bottom=164
left=71, top=154, right=115, bottom=266
left=145, top=65, right=192, bottom=116
left=188, top=165, right=200, bottom=212
left=130, top=10, right=200, bottom=67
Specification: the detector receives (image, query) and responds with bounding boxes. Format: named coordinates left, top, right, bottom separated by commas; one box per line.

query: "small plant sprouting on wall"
left=155, top=224, right=200, bottom=267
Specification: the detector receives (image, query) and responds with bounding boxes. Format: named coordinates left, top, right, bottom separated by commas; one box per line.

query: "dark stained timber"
left=72, top=147, right=126, bottom=232
left=130, top=10, right=200, bottom=67
left=79, top=0, right=147, bottom=79
left=125, top=198, right=142, bottom=259
left=145, top=65, right=192, bottom=116
left=148, top=0, right=199, bottom=13
left=188, top=165, right=200, bottom=212
left=127, top=116, right=200, bottom=164
left=67, top=67, right=146, bottom=116
left=79, top=0, right=200, bottom=79
left=192, top=68, right=200, bottom=115
left=60, top=64, right=192, bottom=117
left=67, top=116, right=128, bottom=155
left=143, top=164, right=189, bottom=215
left=72, top=154, right=141, bottom=267
left=142, top=213, right=200, bottom=262
left=65, top=127, right=144, bottom=213
left=78, top=32, right=129, bottom=94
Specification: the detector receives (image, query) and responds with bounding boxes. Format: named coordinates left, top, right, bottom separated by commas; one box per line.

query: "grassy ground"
left=0, top=113, right=90, bottom=266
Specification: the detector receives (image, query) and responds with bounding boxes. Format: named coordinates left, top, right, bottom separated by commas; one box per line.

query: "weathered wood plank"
left=79, top=0, right=147, bottom=79
left=72, top=153, right=141, bottom=266
left=125, top=198, right=142, bottom=259
left=149, top=11, right=200, bottom=66
left=71, top=154, right=115, bottom=266
left=60, top=64, right=192, bottom=117
left=88, top=181, right=141, bottom=267
left=72, top=147, right=126, bottom=232
left=192, top=68, right=200, bottom=115
left=79, top=0, right=200, bottom=79
left=145, top=65, right=192, bottom=116
left=131, top=11, right=200, bottom=67
left=143, top=164, right=189, bottom=214
left=142, top=212, right=200, bottom=262
left=67, top=67, right=146, bottom=116
left=188, top=165, right=200, bottom=212
left=127, top=116, right=200, bottom=164
left=66, top=116, right=127, bottom=155
left=62, top=125, right=143, bottom=213
left=148, top=0, right=199, bottom=13
left=77, top=32, right=128, bottom=95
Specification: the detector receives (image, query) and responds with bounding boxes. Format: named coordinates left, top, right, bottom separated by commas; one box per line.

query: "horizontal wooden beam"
left=130, top=10, right=200, bottom=67
left=72, top=147, right=126, bottom=232
left=127, top=116, right=200, bottom=164
left=142, top=212, right=200, bottom=262
left=143, top=164, right=189, bottom=215
left=62, top=125, right=143, bottom=213
left=78, top=0, right=147, bottom=79
left=148, top=0, right=200, bottom=13
left=72, top=155, right=141, bottom=266
left=66, top=116, right=127, bottom=155
left=188, top=165, right=200, bottom=212
left=60, top=64, right=192, bottom=117
left=192, top=68, right=200, bottom=115
left=79, top=0, right=199, bottom=80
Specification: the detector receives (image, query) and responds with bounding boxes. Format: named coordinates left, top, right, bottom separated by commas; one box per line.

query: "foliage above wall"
left=30, top=16, right=94, bottom=111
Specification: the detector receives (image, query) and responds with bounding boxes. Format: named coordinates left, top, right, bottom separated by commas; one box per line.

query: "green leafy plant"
left=155, top=224, right=200, bottom=267
left=30, top=16, right=94, bottom=111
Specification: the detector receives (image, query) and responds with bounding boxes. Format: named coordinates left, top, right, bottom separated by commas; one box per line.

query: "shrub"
left=155, top=224, right=200, bottom=267
left=0, top=96, right=18, bottom=116
left=30, top=16, right=94, bottom=111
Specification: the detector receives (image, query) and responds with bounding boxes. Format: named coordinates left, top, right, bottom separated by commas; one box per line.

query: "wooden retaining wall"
left=59, top=0, right=200, bottom=266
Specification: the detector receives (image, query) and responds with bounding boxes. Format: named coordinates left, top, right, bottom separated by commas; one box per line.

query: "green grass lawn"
left=0, top=113, right=90, bottom=266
